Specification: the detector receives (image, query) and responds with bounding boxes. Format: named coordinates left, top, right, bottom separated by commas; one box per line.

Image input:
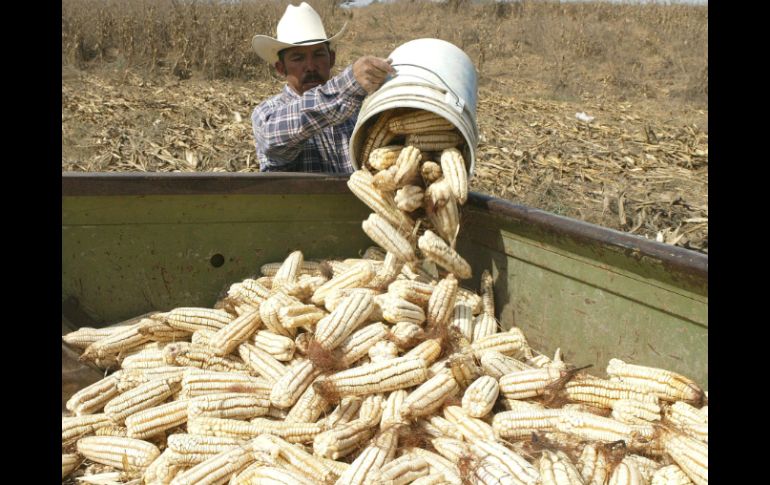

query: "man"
left=251, top=2, right=394, bottom=173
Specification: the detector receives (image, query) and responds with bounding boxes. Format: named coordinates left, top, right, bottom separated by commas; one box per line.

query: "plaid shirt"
left=252, top=65, right=367, bottom=173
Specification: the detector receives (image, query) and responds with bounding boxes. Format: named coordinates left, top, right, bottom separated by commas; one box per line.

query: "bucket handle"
left=390, top=63, right=466, bottom=114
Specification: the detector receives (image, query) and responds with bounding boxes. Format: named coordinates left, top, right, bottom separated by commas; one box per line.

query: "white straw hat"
left=252, top=2, right=347, bottom=64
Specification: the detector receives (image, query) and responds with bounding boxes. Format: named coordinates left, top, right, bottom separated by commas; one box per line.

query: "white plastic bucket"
left=349, top=38, right=479, bottom=177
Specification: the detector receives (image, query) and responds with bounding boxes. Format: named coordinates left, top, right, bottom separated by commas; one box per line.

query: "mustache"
left=302, top=73, right=324, bottom=84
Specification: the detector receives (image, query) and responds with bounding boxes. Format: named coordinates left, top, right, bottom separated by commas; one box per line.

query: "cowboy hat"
left=252, top=2, right=348, bottom=65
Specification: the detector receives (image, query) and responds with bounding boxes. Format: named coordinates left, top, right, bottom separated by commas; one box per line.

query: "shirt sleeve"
left=252, top=66, right=367, bottom=170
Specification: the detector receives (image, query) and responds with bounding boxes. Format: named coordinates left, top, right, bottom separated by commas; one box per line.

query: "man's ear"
left=274, top=60, right=286, bottom=76
left=329, top=49, right=336, bottom=68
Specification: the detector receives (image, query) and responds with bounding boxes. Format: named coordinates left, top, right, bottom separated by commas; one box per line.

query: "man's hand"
left=353, top=56, right=396, bottom=94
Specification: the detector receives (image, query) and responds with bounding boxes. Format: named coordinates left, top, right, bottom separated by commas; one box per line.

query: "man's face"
left=275, top=44, right=336, bottom=95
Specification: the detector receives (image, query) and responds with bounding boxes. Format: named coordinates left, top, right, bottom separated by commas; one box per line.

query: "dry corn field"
left=62, top=129, right=708, bottom=484
left=61, top=0, right=707, bottom=254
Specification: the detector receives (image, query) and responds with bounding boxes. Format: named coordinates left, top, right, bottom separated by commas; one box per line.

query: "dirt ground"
left=62, top=64, right=707, bottom=253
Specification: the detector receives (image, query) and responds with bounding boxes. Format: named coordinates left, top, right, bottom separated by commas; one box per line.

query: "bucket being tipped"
left=349, top=38, right=479, bottom=178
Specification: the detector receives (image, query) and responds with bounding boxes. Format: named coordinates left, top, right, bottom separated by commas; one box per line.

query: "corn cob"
left=471, top=313, right=498, bottom=342
left=143, top=449, right=186, bottom=484
left=62, top=452, right=83, bottom=479
left=270, top=250, right=304, bottom=290
left=456, top=287, right=483, bottom=315
left=337, top=322, right=389, bottom=367
left=556, top=411, right=636, bottom=444
left=334, top=428, right=398, bottom=485
left=661, top=431, right=708, bottom=485
left=492, top=408, right=563, bottom=439
left=206, top=308, right=262, bottom=357
left=388, top=279, right=436, bottom=307
left=421, top=415, right=466, bottom=441
left=225, top=278, right=271, bottom=307
left=421, top=161, right=443, bottom=185
left=401, top=370, right=459, bottom=419
left=369, top=339, right=401, bottom=362
left=63, top=326, right=124, bottom=349
left=380, top=389, right=409, bottom=429
left=405, top=338, right=444, bottom=366
left=578, top=443, right=610, bottom=485
left=66, top=372, right=121, bottom=416
left=380, top=296, right=426, bottom=326
left=477, top=270, right=496, bottom=318
left=249, top=418, right=324, bottom=443
left=122, top=399, right=188, bottom=440
left=361, top=111, right=396, bottom=168
left=93, top=424, right=128, bottom=437
left=473, top=458, right=526, bottom=485
left=190, top=328, right=216, bottom=347
left=259, top=292, right=300, bottom=338
left=163, top=342, right=252, bottom=374
left=606, top=359, right=704, bottom=405
left=395, top=185, right=425, bottom=212
left=368, top=251, right=405, bottom=290
left=348, top=170, right=414, bottom=232
left=237, top=342, right=288, bottom=384
left=76, top=435, right=161, bottom=472
left=412, top=473, right=452, bottom=485
left=446, top=352, right=481, bottom=388
left=608, top=457, right=647, bottom=485
left=318, top=355, right=429, bottom=398
left=187, top=416, right=260, bottom=440
left=666, top=401, right=708, bottom=443
left=439, top=148, right=468, bottom=205
left=651, top=465, right=694, bottom=485
left=62, top=414, right=112, bottom=447
left=312, top=260, right=377, bottom=306
left=188, top=392, right=270, bottom=421
left=369, top=145, right=404, bottom=171
left=406, top=131, right=463, bottom=152
left=427, top=196, right=461, bottom=246
left=252, top=434, right=337, bottom=484
left=81, top=323, right=151, bottom=361
left=612, top=398, right=662, bottom=424
left=270, top=359, right=321, bottom=409
left=362, top=213, right=417, bottom=263
left=165, top=433, right=244, bottom=466
left=159, top=308, right=233, bottom=333
left=471, top=440, right=540, bottom=485
left=449, top=301, right=474, bottom=342
left=379, top=453, right=430, bottom=485
left=471, top=328, right=530, bottom=358
left=431, top=437, right=471, bottom=463
left=116, top=366, right=186, bottom=392
left=392, top=145, right=423, bottom=188
left=257, top=276, right=275, bottom=287
left=252, top=330, right=296, bottom=361
left=283, top=274, right=329, bottom=301
left=442, top=405, right=496, bottom=441
left=295, top=331, right=313, bottom=355
left=478, top=350, right=531, bottom=379
left=325, top=397, right=363, bottom=428
left=418, top=230, right=471, bottom=279
left=499, top=367, right=564, bottom=400
left=390, top=321, right=425, bottom=350
left=313, top=418, right=378, bottom=460
left=284, top=378, right=332, bottom=423
left=373, top=164, right=399, bottom=192
left=135, top=316, right=192, bottom=342
left=538, top=449, right=585, bottom=485
left=625, top=454, right=663, bottom=483
left=461, top=376, right=499, bottom=418
left=315, top=291, right=375, bottom=351
left=120, top=347, right=167, bottom=369
left=104, top=375, right=182, bottom=424
left=169, top=444, right=253, bottom=485
left=426, top=274, right=458, bottom=328
left=565, top=376, right=660, bottom=409
left=388, top=110, right=454, bottom=135
left=406, top=448, right=463, bottom=485
left=357, top=393, right=385, bottom=426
